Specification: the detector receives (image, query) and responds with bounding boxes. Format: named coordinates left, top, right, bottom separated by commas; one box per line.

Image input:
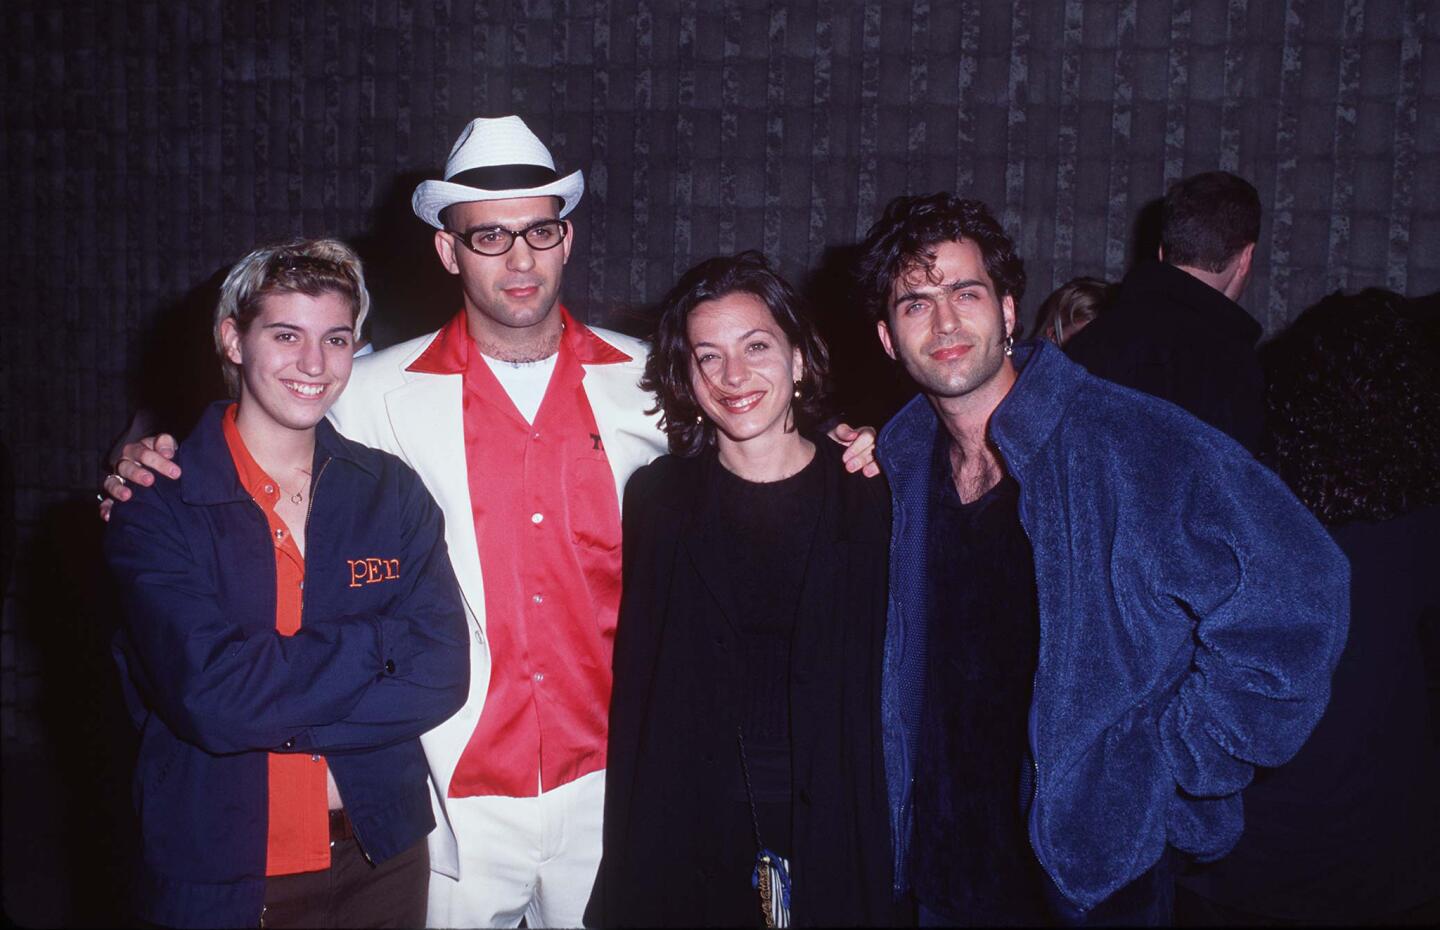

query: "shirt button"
left=275, top=528, right=285, bottom=540
left=532, top=594, right=544, bottom=605
left=384, top=659, right=396, bottom=675
left=263, top=484, right=274, bottom=495
left=533, top=672, right=544, bottom=683
left=282, top=738, right=295, bottom=750
left=532, top=431, right=541, bottom=439
left=531, top=512, right=544, bottom=525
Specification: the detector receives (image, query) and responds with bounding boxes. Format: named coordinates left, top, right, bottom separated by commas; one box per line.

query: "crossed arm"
left=106, top=472, right=470, bottom=756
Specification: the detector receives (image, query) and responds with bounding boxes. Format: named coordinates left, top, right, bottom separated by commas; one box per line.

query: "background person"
left=589, top=252, right=899, bottom=928
left=1177, top=288, right=1440, bottom=926
left=1065, top=171, right=1265, bottom=452
left=1034, top=276, right=1114, bottom=347
left=104, top=239, right=470, bottom=928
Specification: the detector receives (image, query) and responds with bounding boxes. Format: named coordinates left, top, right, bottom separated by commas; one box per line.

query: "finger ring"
left=108, top=472, right=126, bottom=487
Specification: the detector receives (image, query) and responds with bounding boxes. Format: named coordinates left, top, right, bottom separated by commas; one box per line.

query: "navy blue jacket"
left=877, top=342, right=1349, bottom=914
left=105, top=402, right=469, bottom=929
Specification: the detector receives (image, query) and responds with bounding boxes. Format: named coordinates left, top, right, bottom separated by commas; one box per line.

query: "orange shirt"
left=408, top=309, right=629, bottom=798
left=221, top=404, right=331, bottom=876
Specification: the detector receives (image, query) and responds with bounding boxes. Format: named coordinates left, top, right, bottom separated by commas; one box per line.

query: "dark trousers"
left=260, top=836, right=429, bottom=929
left=918, top=848, right=1176, bottom=928
left=1175, top=886, right=1440, bottom=928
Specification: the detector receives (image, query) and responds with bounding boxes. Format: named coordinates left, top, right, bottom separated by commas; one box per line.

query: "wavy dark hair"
left=642, top=251, right=832, bottom=457
left=1264, top=287, right=1440, bottom=525
left=855, top=193, right=1027, bottom=324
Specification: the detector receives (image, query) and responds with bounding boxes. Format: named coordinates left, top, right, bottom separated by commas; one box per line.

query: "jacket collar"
left=989, top=341, right=1079, bottom=472
left=878, top=340, right=1078, bottom=483
left=178, top=400, right=378, bottom=506
left=1116, top=261, right=1262, bottom=345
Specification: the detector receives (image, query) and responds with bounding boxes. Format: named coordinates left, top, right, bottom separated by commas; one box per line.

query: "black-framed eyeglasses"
left=446, top=219, right=569, bottom=256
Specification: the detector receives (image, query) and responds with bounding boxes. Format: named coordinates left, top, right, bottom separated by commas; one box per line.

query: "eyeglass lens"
left=461, top=221, right=566, bottom=255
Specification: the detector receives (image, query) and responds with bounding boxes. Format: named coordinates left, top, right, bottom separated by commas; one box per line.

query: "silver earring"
left=793, top=380, right=802, bottom=399
left=1004, top=332, right=1014, bottom=357
left=695, top=414, right=704, bottom=425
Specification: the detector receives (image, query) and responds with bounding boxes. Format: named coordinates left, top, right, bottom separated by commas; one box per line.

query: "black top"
left=1064, top=260, right=1265, bottom=453
left=912, top=436, right=1049, bottom=925
left=712, top=453, right=824, bottom=745
left=708, top=453, right=825, bottom=848
left=589, top=439, right=903, bottom=928
left=1181, top=506, right=1440, bottom=921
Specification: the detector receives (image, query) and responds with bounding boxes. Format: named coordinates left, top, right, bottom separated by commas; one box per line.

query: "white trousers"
left=426, top=769, right=605, bottom=929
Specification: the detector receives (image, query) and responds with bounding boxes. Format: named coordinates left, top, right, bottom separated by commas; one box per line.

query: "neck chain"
left=277, top=470, right=311, bottom=506
left=475, top=323, right=564, bottom=365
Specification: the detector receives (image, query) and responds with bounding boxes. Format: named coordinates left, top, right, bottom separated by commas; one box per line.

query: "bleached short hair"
left=213, top=238, right=370, bottom=395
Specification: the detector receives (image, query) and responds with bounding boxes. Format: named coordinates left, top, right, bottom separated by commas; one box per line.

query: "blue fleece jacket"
left=877, top=341, right=1349, bottom=913
left=105, top=402, right=470, bottom=929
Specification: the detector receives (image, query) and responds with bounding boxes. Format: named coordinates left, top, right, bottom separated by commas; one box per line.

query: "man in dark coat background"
left=1065, top=171, right=1265, bottom=453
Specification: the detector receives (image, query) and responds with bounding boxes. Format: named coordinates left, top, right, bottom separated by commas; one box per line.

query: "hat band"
left=446, top=163, right=560, bottom=191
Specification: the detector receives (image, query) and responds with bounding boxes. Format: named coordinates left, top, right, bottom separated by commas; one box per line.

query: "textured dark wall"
left=0, top=0, right=1435, bottom=922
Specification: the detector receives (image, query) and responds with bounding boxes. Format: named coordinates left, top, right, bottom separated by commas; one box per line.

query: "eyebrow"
left=461, top=218, right=557, bottom=234
left=691, top=327, right=774, bottom=349
left=892, top=277, right=992, bottom=308
left=260, top=322, right=354, bottom=336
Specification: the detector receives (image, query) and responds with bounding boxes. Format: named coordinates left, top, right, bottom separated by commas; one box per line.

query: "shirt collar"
left=406, top=305, right=632, bottom=375
left=221, top=402, right=283, bottom=507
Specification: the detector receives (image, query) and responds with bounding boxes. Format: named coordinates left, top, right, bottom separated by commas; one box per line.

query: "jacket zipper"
left=297, top=457, right=373, bottom=864
left=1016, top=471, right=1066, bottom=908
left=1017, top=485, right=1043, bottom=840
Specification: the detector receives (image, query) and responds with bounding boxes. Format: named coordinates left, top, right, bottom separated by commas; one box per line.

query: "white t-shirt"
left=481, top=352, right=559, bottom=424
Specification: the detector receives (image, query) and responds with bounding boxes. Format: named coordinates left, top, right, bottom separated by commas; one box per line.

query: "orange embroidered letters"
left=348, top=557, right=401, bottom=588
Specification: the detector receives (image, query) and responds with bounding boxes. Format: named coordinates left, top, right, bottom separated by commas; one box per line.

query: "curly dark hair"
left=855, top=193, right=1026, bottom=324
left=642, top=251, right=832, bottom=457
left=1264, top=287, right=1440, bottom=525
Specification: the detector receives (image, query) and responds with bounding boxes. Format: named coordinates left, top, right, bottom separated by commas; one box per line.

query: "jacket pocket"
left=136, top=713, right=185, bottom=798
left=1037, top=698, right=1173, bottom=909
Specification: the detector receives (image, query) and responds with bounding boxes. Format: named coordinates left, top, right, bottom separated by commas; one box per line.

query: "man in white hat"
left=328, top=114, right=659, bottom=927
left=104, top=114, right=877, bottom=927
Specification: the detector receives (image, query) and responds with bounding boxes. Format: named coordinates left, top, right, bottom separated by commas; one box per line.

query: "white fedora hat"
left=411, top=115, right=585, bottom=229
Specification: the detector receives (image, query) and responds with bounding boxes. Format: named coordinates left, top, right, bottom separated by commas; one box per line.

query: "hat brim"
left=411, top=170, right=584, bottom=229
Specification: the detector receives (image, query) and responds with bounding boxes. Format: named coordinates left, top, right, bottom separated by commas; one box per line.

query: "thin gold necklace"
left=278, top=470, right=311, bottom=505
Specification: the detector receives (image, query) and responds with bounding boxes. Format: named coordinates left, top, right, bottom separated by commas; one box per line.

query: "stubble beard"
left=904, top=341, right=1005, bottom=401
left=466, top=282, right=564, bottom=363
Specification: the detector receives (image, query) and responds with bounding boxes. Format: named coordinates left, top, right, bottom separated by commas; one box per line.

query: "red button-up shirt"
left=221, top=404, right=331, bottom=876
left=408, top=308, right=630, bottom=798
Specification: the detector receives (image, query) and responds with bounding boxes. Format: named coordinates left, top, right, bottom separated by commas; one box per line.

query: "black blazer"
left=587, top=439, right=902, bottom=927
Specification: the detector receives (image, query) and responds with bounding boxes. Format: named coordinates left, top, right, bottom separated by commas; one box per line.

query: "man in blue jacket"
left=855, top=193, right=1349, bottom=925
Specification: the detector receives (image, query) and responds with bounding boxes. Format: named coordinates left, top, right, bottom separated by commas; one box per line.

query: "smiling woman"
left=590, top=252, right=901, bottom=928
left=102, top=238, right=470, bottom=929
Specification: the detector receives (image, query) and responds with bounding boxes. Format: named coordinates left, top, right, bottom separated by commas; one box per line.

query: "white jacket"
left=327, top=321, right=666, bottom=879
